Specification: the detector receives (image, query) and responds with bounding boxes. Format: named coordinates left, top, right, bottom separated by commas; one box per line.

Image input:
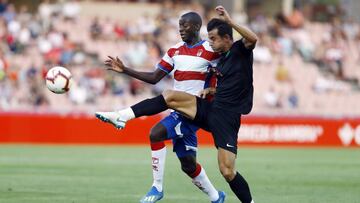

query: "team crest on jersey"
left=197, top=49, right=203, bottom=56
left=174, top=50, right=179, bottom=56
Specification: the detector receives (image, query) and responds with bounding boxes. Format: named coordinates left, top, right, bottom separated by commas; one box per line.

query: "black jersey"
left=213, top=39, right=254, bottom=114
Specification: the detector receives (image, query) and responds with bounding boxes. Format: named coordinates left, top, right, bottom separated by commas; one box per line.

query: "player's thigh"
left=149, top=122, right=168, bottom=142
left=208, top=108, right=240, bottom=154
left=163, top=90, right=197, bottom=119
left=172, top=118, right=199, bottom=158
left=158, top=112, right=193, bottom=142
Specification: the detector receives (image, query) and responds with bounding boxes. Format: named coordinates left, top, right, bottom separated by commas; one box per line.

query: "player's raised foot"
left=211, top=191, right=226, bottom=203
left=140, top=186, right=164, bottom=203
left=95, top=111, right=126, bottom=129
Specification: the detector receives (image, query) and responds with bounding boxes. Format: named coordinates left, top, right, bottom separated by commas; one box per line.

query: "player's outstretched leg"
left=95, top=95, right=168, bottom=129
left=95, top=91, right=197, bottom=130
left=140, top=123, right=168, bottom=203
left=179, top=155, right=226, bottom=203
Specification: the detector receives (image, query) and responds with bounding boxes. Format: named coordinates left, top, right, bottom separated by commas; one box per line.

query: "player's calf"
left=179, top=155, right=198, bottom=177
left=184, top=161, right=222, bottom=202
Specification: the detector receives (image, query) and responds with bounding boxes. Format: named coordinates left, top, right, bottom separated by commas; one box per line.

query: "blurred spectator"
left=2, top=3, right=15, bottom=23
left=286, top=8, right=304, bottom=28
left=321, top=32, right=345, bottom=79
left=89, top=17, right=102, bottom=40
left=264, top=87, right=282, bottom=108
left=253, top=33, right=272, bottom=64
left=287, top=88, right=299, bottom=109
left=0, top=0, right=8, bottom=14
left=28, top=15, right=42, bottom=39
left=343, top=18, right=359, bottom=40
left=38, top=0, right=53, bottom=30
left=313, top=75, right=349, bottom=93
left=275, top=60, right=291, bottom=82
left=62, top=0, right=80, bottom=22
left=137, top=14, right=156, bottom=35
left=37, top=33, right=52, bottom=54
left=60, top=33, right=74, bottom=66
left=114, top=22, right=126, bottom=40
left=293, top=29, right=314, bottom=62
left=18, top=24, right=31, bottom=49
left=17, top=5, right=31, bottom=23
left=102, top=17, right=114, bottom=40
left=7, top=17, right=20, bottom=37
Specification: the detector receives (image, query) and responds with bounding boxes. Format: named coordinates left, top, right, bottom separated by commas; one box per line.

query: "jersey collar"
left=185, top=40, right=205, bottom=48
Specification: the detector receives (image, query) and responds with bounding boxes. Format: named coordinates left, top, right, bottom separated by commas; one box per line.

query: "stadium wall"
left=0, top=113, right=359, bottom=147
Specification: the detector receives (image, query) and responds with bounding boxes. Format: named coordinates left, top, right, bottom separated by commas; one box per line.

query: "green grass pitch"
left=0, top=145, right=359, bottom=203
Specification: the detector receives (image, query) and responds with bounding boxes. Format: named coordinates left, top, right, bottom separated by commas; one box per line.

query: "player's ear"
left=194, top=23, right=201, bottom=32
left=224, top=34, right=232, bottom=41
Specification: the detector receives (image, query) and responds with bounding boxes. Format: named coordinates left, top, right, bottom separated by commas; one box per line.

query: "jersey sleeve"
left=233, top=38, right=255, bottom=55
left=156, top=49, right=175, bottom=74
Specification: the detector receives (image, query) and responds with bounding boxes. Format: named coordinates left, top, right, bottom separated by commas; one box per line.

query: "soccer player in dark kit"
left=96, top=5, right=258, bottom=203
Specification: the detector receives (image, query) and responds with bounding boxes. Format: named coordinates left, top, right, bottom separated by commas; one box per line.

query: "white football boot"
left=95, top=111, right=127, bottom=129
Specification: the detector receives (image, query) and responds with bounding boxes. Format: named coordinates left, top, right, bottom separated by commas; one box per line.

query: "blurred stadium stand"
left=1, top=0, right=360, bottom=117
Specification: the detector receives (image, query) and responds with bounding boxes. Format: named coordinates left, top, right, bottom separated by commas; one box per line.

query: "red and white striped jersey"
left=157, top=40, right=220, bottom=95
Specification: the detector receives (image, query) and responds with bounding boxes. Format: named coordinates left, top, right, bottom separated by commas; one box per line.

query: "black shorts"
left=193, top=97, right=241, bottom=154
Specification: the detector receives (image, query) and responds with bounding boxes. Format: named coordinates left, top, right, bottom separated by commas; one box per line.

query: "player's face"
left=179, top=18, right=196, bottom=43
left=208, top=29, right=228, bottom=53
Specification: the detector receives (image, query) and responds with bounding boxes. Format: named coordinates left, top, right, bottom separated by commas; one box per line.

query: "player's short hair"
left=207, top=18, right=233, bottom=40
left=181, top=12, right=202, bottom=28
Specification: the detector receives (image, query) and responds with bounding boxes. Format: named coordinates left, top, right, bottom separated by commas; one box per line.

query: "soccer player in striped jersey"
left=99, top=12, right=225, bottom=203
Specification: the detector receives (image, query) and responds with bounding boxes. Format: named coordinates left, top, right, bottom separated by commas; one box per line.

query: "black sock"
left=228, top=172, right=253, bottom=203
left=131, top=95, right=168, bottom=118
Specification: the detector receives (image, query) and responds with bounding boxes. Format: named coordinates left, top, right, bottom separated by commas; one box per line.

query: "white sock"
left=151, top=146, right=166, bottom=192
left=192, top=166, right=219, bottom=201
left=117, top=107, right=135, bottom=121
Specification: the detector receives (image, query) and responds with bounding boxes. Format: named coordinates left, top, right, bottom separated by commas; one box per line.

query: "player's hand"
left=199, top=88, right=214, bottom=99
left=215, top=5, right=232, bottom=23
left=104, top=56, right=125, bottom=73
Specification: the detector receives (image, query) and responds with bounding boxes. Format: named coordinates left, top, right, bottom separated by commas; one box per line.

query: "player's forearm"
left=228, top=20, right=258, bottom=44
left=123, top=67, right=160, bottom=84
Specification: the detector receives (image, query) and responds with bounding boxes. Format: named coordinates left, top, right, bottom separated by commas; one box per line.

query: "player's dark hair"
left=207, top=18, right=233, bottom=40
left=181, top=12, right=202, bottom=28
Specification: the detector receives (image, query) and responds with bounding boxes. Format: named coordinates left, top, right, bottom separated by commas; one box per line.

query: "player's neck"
left=186, top=36, right=202, bottom=46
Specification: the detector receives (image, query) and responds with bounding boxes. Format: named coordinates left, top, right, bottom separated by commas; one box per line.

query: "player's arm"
left=105, top=56, right=167, bottom=84
left=215, top=5, right=258, bottom=48
left=199, top=87, right=216, bottom=99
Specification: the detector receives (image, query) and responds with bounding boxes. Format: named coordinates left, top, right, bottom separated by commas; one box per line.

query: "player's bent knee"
left=219, top=165, right=236, bottom=181
left=149, top=132, right=162, bottom=143
left=149, top=126, right=167, bottom=143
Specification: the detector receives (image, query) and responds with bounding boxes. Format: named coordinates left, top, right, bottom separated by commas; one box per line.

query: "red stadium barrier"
left=0, top=113, right=359, bottom=147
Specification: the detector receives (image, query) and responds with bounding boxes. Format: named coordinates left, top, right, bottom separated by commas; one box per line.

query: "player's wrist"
left=227, top=19, right=235, bottom=27
left=121, top=67, right=129, bottom=74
